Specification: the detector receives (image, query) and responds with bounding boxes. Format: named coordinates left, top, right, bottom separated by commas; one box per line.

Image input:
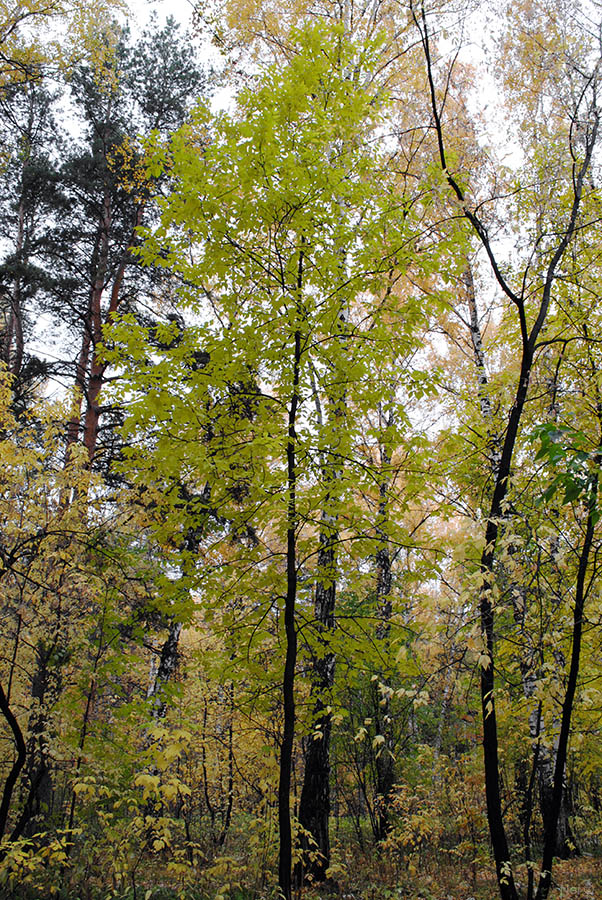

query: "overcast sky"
left=124, top=0, right=197, bottom=32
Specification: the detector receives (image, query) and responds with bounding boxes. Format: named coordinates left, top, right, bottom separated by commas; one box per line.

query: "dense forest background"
left=1, top=1, right=602, bottom=899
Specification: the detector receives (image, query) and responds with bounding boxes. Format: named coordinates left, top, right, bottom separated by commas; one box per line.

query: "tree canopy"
left=1, top=3, right=602, bottom=900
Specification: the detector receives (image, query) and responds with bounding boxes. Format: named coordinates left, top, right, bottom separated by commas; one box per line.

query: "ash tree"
left=108, top=22, right=451, bottom=899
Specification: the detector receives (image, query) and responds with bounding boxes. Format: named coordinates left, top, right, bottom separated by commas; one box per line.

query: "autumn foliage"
left=1, top=2, right=602, bottom=900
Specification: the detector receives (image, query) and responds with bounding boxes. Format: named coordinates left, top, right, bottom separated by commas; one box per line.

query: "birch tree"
left=411, top=0, right=602, bottom=896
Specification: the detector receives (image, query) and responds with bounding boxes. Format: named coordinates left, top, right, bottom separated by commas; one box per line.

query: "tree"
left=0, top=373, right=149, bottom=844
left=108, top=22, right=445, bottom=897
left=0, top=0, right=124, bottom=94
left=411, top=0, right=602, bottom=896
left=0, top=79, right=59, bottom=412
left=49, top=18, right=206, bottom=467
left=0, top=15, right=209, bottom=873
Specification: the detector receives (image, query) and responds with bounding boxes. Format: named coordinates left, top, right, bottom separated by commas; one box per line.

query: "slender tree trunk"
left=0, top=682, right=27, bottom=839
left=1, top=151, right=30, bottom=380
left=463, top=266, right=501, bottom=474
left=277, top=249, right=303, bottom=900
left=373, top=421, right=395, bottom=843
left=465, top=265, right=577, bottom=862
left=477, top=347, right=533, bottom=900
left=65, top=297, right=92, bottom=460
left=10, top=198, right=25, bottom=378
left=81, top=187, right=111, bottom=462
left=534, top=426, right=601, bottom=900
left=65, top=353, right=89, bottom=450
left=297, top=290, right=347, bottom=882
left=217, top=684, right=235, bottom=848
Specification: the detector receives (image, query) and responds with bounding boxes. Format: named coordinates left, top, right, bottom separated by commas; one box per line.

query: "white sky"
left=124, top=0, right=197, bottom=29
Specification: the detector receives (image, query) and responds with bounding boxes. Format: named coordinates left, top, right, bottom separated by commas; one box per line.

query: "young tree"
left=411, top=0, right=602, bottom=896
left=109, top=22, right=446, bottom=897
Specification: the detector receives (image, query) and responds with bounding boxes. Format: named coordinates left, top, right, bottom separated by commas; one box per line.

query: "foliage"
left=2, top=2, right=602, bottom=900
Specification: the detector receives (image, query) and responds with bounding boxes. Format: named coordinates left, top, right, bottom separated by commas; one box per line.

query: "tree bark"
left=277, top=250, right=303, bottom=900
left=146, top=621, right=183, bottom=721
left=373, top=420, right=395, bottom=843
left=297, top=521, right=336, bottom=881
left=0, top=681, right=27, bottom=839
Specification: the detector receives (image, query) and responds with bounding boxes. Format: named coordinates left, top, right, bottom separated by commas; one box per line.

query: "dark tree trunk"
left=297, top=289, right=348, bottom=882
left=535, top=467, right=599, bottom=900
left=146, top=621, right=183, bottom=721
left=18, top=640, right=60, bottom=839
left=297, top=524, right=336, bottom=882
left=277, top=256, right=303, bottom=900
left=0, top=682, right=27, bottom=839
left=373, top=429, right=395, bottom=843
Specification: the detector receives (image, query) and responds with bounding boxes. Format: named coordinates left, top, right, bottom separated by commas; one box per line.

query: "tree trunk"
left=0, top=682, right=27, bottom=839
left=18, top=640, right=60, bottom=839
left=534, top=463, right=599, bottom=899
left=373, top=422, right=395, bottom=843
left=297, top=307, right=348, bottom=881
left=297, top=522, right=336, bottom=881
left=277, top=252, right=303, bottom=900
left=146, top=621, right=183, bottom=721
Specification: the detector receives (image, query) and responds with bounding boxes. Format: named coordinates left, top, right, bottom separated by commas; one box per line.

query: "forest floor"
left=303, top=855, right=602, bottom=900
left=13, top=844, right=602, bottom=900
left=439, top=856, right=602, bottom=899
left=414, top=857, right=602, bottom=900
left=552, top=857, right=602, bottom=900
